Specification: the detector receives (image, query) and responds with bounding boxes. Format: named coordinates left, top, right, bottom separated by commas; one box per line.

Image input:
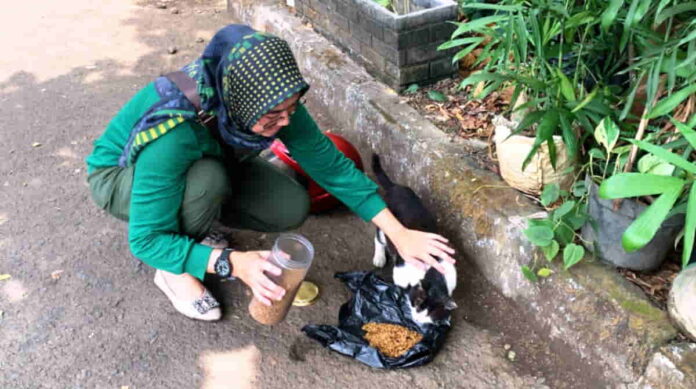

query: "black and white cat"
left=371, top=155, right=457, bottom=325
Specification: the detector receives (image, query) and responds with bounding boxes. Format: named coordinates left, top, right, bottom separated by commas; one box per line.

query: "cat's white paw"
left=372, top=230, right=387, bottom=267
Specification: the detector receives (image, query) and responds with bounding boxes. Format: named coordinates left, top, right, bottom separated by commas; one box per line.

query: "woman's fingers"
left=428, top=243, right=456, bottom=263
left=252, top=290, right=272, bottom=306
left=259, top=275, right=285, bottom=300
left=262, top=261, right=283, bottom=277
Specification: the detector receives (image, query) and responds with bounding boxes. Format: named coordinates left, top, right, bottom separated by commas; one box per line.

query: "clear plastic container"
left=248, top=233, right=314, bottom=325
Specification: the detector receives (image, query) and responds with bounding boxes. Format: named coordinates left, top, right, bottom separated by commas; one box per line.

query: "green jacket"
left=86, top=82, right=385, bottom=278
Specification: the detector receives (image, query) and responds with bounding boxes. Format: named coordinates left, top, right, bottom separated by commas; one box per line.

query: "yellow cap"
left=292, top=281, right=320, bottom=307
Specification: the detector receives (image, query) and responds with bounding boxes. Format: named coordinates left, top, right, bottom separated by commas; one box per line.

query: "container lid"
left=292, top=281, right=320, bottom=307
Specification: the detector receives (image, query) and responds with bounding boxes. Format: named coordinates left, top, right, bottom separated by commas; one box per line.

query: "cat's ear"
left=445, top=299, right=458, bottom=310
left=408, top=285, right=427, bottom=307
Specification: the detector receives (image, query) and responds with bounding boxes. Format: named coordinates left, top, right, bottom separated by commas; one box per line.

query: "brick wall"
left=295, top=0, right=458, bottom=90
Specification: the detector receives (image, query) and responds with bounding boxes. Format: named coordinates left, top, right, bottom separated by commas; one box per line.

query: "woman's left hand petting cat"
left=389, top=228, right=456, bottom=273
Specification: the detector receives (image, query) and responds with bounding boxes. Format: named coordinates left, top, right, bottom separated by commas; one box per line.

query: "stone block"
left=350, top=21, right=372, bottom=45
left=359, top=41, right=386, bottom=71
left=398, top=26, right=430, bottom=48
left=385, top=60, right=400, bottom=80
left=406, top=42, right=444, bottom=65
left=372, top=37, right=399, bottom=61
left=400, top=63, right=429, bottom=85
left=431, top=21, right=456, bottom=42
left=362, top=16, right=385, bottom=41
left=383, top=28, right=398, bottom=46
left=429, top=57, right=456, bottom=78
left=329, top=12, right=350, bottom=32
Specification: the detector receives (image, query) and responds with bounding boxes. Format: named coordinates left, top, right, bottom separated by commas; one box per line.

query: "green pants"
left=88, top=157, right=310, bottom=239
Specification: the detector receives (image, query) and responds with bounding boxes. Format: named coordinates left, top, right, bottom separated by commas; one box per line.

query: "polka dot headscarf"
left=222, top=32, right=309, bottom=129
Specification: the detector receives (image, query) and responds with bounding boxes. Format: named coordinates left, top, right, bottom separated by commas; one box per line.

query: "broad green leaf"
left=564, top=210, right=589, bottom=230
left=672, top=117, right=696, bottom=149
left=541, top=240, right=560, bottom=261
left=528, top=218, right=554, bottom=229
left=541, top=183, right=561, bottom=207
left=599, top=173, right=685, bottom=199
left=557, top=69, right=576, bottom=101
left=601, top=0, right=624, bottom=32
left=374, top=0, right=390, bottom=8
left=437, top=37, right=484, bottom=51
left=404, top=84, right=419, bottom=94
left=638, top=154, right=675, bottom=176
left=428, top=90, right=448, bottom=102
left=622, top=185, right=684, bottom=252
left=612, top=145, right=633, bottom=155
left=524, top=225, right=555, bottom=247
left=682, top=182, right=696, bottom=268
left=553, top=200, right=576, bottom=220
left=594, top=117, right=620, bottom=154
left=588, top=148, right=606, bottom=160
left=537, top=268, right=554, bottom=277
left=521, top=265, right=538, bottom=282
left=572, top=181, right=587, bottom=197
left=554, top=223, right=575, bottom=246
left=563, top=244, right=585, bottom=269
left=630, top=139, right=696, bottom=174
left=647, top=84, right=696, bottom=119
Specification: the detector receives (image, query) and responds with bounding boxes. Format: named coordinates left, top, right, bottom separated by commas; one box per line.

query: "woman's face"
left=250, top=93, right=301, bottom=137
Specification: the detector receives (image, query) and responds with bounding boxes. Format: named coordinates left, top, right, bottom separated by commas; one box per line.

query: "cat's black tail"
left=372, top=154, right=395, bottom=190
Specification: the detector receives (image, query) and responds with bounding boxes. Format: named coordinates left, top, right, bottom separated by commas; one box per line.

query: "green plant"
left=521, top=181, right=590, bottom=281
left=599, top=116, right=696, bottom=269
left=440, top=0, right=619, bottom=170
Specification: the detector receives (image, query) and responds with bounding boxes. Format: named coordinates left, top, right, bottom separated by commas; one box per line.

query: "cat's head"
left=407, top=283, right=458, bottom=324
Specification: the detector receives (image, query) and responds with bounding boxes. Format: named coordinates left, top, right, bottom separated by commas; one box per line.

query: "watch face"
left=215, top=259, right=230, bottom=277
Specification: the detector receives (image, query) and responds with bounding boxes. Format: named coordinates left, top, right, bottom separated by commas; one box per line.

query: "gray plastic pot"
left=581, top=177, right=684, bottom=271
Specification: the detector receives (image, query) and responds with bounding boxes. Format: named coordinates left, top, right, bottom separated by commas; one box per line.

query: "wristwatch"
left=214, top=248, right=235, bottom=280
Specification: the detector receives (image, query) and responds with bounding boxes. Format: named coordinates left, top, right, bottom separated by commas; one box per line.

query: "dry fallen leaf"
left=0, top=274, right=11, bottom=281
left=31, top=142, right=42, bottom=148
left=51, top=270, right=64, bottom=280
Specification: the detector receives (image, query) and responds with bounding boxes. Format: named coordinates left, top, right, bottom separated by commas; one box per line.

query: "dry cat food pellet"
left=362, top=322, right=423, bottom=358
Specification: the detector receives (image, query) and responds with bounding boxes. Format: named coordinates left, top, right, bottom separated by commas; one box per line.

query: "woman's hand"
left=230, top=250, right=286, bottom=306
left=371, top=208, right=455, bottom=274
left=389, top=228, right=455, bottom=273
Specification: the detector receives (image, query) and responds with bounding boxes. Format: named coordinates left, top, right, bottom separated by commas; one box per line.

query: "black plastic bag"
left=301, top=271, right=450, bottom=369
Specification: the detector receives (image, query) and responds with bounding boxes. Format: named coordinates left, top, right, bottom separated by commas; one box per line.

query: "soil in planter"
left=400, top=76, right=510, bottom=174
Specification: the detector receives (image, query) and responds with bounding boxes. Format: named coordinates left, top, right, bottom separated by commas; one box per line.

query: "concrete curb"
left=227, top=0, right=688, bottom=385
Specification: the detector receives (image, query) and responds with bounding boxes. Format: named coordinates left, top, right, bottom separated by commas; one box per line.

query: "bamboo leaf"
left=672, top=117, right=696, bottom=150
left=451, top=15, right=509, bottom=38
left=622, top=186, right=684, bottom=252
left=461, top=3, right=522, bottom=12
left=601, top=0, right=624, bottom=32
left=571, top=87, right=598, bottom=113
left=437, top=37, right=484, bottom=51
left=656, top=3, right=696, bottom=25
left=638, top=154, right=675, bottom=176
left=557, top=69, right=576, bottom=101
left=631, top=139, right=696, bottom=174
left=599, top=173, right=686, bottom=199
left=522, top=110, right=560, bottom=171
left=558, top=110, right=578, bottom=160
left=682, top=182, right=696, bottom=268
left=563, top=244, right=585, bottom=269
left=647, top=84, right=696, bottom=119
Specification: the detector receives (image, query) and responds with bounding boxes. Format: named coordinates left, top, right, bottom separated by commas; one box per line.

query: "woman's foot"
left=154, top=270, right=222, bottom=321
